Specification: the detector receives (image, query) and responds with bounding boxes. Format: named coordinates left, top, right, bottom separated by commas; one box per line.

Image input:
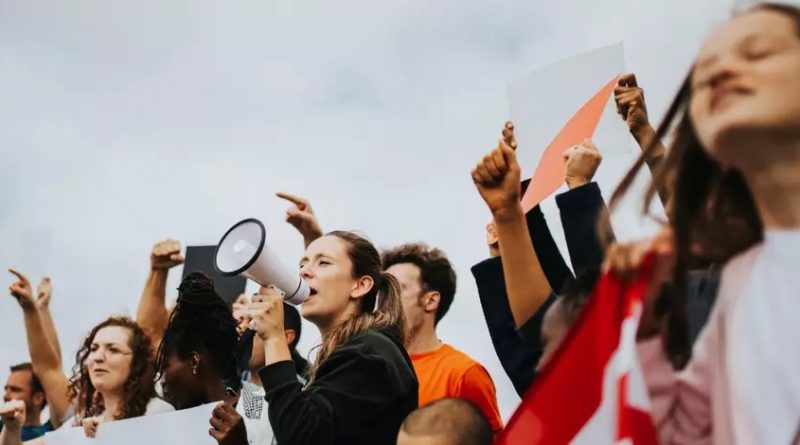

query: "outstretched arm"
left=34, top=278, right=62, bottom=366
left=471, top=126, right=552, bottom=328
left=615, top=73, right=669, bottom=206
left=136, top=239, right=184, bottom=348
left=276, top=192, right=324, bottom=248
left=8, top=270, right=70, bottom=428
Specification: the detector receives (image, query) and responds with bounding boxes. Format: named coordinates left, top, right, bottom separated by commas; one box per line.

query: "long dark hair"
left=155, top=272, right=242, bottom=391
left=610, top=3, right=800, bottom=367
left=307, top=231, right=406, bottom=384
left=67, top=316, right=156, bottom=421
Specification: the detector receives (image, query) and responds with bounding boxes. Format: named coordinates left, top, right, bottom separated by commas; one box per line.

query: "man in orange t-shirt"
left=383, top=243, right=503, bottom=432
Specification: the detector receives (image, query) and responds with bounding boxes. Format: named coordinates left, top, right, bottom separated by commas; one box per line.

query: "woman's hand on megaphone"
left=276, top=192, right=324, bottom=248
left=248, top=285, right=286, bottom=341
left=232, top=294, right=250, bottom=336
left=151, top=239, right=184, bottom=271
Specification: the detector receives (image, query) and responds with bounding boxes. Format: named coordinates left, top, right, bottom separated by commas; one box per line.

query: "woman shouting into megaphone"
left=247, top=230, right=418, bottom=445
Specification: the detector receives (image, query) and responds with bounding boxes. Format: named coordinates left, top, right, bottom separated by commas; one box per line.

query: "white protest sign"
left=508, top=42, right=629, bottom=193
left=44, top=402, right=219, bottom=445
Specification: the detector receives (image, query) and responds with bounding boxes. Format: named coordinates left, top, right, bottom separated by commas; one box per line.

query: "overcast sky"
left=1, top=0, right=737, bottom=420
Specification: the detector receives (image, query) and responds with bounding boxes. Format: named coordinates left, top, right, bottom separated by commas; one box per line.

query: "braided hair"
left=155, top=272, right=241, bottom=392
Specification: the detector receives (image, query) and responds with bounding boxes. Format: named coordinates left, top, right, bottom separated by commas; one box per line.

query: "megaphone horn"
left=214, top=218, right=309, bottom=305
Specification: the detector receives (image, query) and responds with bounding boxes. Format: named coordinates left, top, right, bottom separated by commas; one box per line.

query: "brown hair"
left=68, top=316, right=157, bottom=421
left=307, top=231, right=407, bottom=383
left=9, top=363, right=47, bottom=409
left=382, top=243, right=457, bottom=325
left=401, top=398, right=493, bottom=445
left=610, top=3, right=800, bottom=367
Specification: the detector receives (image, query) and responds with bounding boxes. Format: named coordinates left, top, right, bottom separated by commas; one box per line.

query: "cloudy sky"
left=1, top=0, right=737, bottom=419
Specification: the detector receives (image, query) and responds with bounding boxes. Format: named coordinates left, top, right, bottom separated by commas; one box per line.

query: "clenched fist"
left=151, top=239, right=184, bottom=271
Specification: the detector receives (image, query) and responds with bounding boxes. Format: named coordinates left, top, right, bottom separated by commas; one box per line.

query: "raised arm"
left=615, top=73, right=669, bottom=206
left=8, top=270, right=70, bottom=428
left=34, top=277, right=62, bottom=366
left=558, top=139, right=610, bottom=273
left=276, top=192, right=324, bottom=248
left=471, top=128, right=552, bottom=328
left=136, top=239, right=184, bottom=348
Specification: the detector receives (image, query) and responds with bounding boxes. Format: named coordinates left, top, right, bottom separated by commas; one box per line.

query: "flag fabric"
left=496, top=254, right=659, bottom=445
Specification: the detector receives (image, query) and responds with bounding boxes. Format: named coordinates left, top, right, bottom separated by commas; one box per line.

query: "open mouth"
left=309, top=287, right=319, bottom=297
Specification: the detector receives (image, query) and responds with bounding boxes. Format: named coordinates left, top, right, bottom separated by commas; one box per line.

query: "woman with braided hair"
left=156, top=272, right=242, bottom=411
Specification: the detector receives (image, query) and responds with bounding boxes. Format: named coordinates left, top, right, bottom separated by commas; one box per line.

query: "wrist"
left=491, top=203, right=524, bottom=224
left=303, top=232, right=322, bottom=246
left=149, top=266, right=169, bottom=275
left=4, top=424, right=22, bottom=433
left=631, top=124, right=655, bottom=142
left=566, top=177, right=589, bottom=190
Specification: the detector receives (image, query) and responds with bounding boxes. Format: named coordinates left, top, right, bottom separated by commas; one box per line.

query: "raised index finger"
left=276, top=192, right=308, bottom=209
left=7, top=269, right=28, bottom=284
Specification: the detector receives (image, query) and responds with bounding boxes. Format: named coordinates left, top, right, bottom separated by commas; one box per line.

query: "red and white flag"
left=495, top=255, right=660, bottom=445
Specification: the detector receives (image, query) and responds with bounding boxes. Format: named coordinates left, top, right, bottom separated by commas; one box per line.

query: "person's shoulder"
left=717, top=242, right=764, bottom=302
left=145, top=397, right=176, bottom=415
left=438, top=343, right=483, bottom=370
left=329, top=328, right=410, bottom=368
left=348, top=328, right=404, bottom=352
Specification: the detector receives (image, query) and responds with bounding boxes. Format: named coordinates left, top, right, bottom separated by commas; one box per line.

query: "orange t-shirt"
left=410, top=343, right=504, bottom=431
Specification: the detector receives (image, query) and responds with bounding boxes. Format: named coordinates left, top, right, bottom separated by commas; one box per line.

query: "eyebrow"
left=91, top=341, right=127, bottom=348
left=299, top=253, right=332, bottom=265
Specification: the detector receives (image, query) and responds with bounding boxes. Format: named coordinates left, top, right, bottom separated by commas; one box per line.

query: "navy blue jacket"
left=471, top=183, right=606, bottom=396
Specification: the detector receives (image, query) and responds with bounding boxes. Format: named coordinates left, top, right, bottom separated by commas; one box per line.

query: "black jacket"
left=472, top=182, right=720, bottom=395
left=260, top=328, right=418, bottom=445
left=471, top=183, right=607, bottom=396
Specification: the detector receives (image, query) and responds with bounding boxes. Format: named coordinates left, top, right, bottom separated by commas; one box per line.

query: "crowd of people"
left=2, top=3, right=800, bottom=444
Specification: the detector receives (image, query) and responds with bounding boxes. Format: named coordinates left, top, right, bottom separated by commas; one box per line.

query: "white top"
left=237, top=381, right=274, bottom=445
left=68, top=397, right=175, bottom=426
left=142, top=398, right=175, bottom=415
left=724, top=230, right=800, bottom=444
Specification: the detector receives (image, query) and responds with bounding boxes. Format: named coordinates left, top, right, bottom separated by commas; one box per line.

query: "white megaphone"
left=214, top=218, right=310, bottom=305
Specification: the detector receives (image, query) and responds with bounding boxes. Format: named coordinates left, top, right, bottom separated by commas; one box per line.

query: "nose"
left=702, top=52, right=745, bottom=91
left=300, top=265, right=313, bottom=280
left=708, top=68, right=738, bottom=90
left=89, top=350, right=106, bottom=363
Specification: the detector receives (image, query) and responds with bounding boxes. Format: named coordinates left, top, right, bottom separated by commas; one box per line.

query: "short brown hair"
left=382, top=243, right=456, bottom=325
left=9, top=363, right=46, bottom=408
left=400, top=398, right=492, bottom=445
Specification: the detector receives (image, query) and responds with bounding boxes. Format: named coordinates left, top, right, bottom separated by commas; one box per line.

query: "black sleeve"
left=526, top=205, right=573, bottom=293
left=555, top=182, right=612, bottom=275
left=471, top=257, right=555, bottom=397
left=260, top=333, right=414, bottom=445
